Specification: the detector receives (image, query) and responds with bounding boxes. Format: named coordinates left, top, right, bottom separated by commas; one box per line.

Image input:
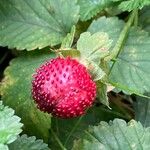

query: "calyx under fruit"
left=32, top=57, right=96, bottom=118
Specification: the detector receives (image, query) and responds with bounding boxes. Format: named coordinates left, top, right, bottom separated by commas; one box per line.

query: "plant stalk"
left=50, top=128, right=67, bottom=150
left=64, top=115, right=84, bottom=146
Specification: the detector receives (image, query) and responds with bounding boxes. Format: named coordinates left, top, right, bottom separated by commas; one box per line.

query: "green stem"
left=50, top=128, right=67, bottom=150
left=134, top=9, right=138, bottom=27
left=105, top=10, right=136, bottom=74
left=64, top=115, right=84, bottom=146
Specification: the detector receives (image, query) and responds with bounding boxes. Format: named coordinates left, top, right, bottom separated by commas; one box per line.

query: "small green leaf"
left=78, top=0, right=114, bottom=21
left=0, top=50, right=55, bottom=141
left=119, top=0, right=150, bottom=12
left=9, top=135, right=50, bottom=150
left=96, top=82, right=109, bottom=107
left=0, top=0, right=79, bottom=50
left=0, top=101, right=23, bottom=145
left=77, top=32, right=112, bottom=63
left=73, top=119, right=150, bottom=150
left=134, top=94, right=150, bottom=127
left=61, top=26, right=76, bottom=49
left=77, top=31, right=111, bottom=81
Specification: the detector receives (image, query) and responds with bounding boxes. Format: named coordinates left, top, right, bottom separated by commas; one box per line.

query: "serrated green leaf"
left=77, top=32, right=111, bottom=63
left=9, top=135, right=50, bottom=150
left=119, top=0, right=150, bottom=12
left=78, top=0, right=114, bottom=21
left=0, top=144, right=8, bottom=150
left=73, top=119, right=150, bottom=150
left=61, top=26, right=76, bottom=49
left=88, top=17, right=124, bottom=47
left=134, top=94, right=150, bottom=127
left=0, top=0, right=79, bottom=50
left=0, top=50, right=55, bottom=142
left=88, top=17, right=150, bottom=96
left=110, top=28, right=150, bottom=95
left=77, top=31, right=111, bottom=81
left=0, top=101, right=23, bottom=145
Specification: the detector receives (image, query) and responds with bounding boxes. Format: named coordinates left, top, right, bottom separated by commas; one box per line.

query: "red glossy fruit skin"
left=32, top=57, right=96, bottom=118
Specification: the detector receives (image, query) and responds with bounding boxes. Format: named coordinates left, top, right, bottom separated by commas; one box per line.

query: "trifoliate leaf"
left=119, top=0, right=150, bottom=12
left=134, top=94, right=150, bottom=127
left=0, top=0, right=79, bottom=50
left=78, top=0, right=114, bottom=21
left=61, top=26, right=76, bottom=49
left=77, top=32, right=112, bottom=63
left=0, top=50, right=55, bottom=141
left=0, top=144, right=8, bottom=150
left=73, top=119, right=150, bottom=150
left=88, top=17, right=150, bottom=97
left=9, top=135, right=50, bottom=150
left=0, top=101, right=23, bottom=145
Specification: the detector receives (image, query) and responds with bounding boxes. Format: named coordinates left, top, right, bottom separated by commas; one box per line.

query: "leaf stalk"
left=105, top=10, right=137, bottom=74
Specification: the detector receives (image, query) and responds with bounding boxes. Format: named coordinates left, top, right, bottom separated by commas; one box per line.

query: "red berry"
left=32, top=57, right=96, bottom=118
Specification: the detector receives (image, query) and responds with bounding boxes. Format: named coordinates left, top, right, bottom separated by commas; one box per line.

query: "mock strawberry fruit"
left=32, top=57, right=96, bottom=118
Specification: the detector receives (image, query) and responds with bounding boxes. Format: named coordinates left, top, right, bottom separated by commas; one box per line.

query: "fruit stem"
left=104, top=10, right=136, bottom=74
left=64, top=115, right=84, bottom=146
left=50, top=128, right=67, bottom=150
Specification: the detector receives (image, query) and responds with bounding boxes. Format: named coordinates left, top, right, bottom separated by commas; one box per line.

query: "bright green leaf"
left=0, top=50, right=55, bottom=142
left=77, top=31, right=111, bottom=81
left=0, top=144, right=8, bottom=150
left=135, top=94, right=150, bottom=127
left=0, top=0, right=79, bottom=50
left=9, top=135, right=50, bottom=150
left=77, top=32, right=111, bottom=63
left=88, top=17, right=124, bottom=48
left=78, top=0, right=114, bottom=21
left=88, top=17, right=150, bottom=96
left=73, top=119, right=150, bottom=150
left=0, top=101, right=23, bottom=145
left=119, top=0, right=150, bottom=12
